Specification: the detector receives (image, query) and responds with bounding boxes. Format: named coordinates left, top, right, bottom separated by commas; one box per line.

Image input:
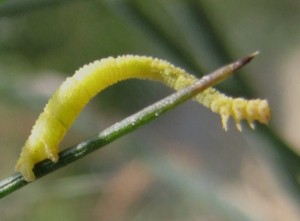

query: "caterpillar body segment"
left=194, top=89, right=270, bottom=130
left=16, top=55, right=270, bottom=181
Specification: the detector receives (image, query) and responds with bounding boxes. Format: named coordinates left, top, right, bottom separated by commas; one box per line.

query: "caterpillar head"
left=15, top=147, right=37, bottom=182
left=16, top=138, right=59, bottom=182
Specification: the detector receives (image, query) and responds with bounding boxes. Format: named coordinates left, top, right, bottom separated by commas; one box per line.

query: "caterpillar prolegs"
left=15, top=55, right=270, bottom=181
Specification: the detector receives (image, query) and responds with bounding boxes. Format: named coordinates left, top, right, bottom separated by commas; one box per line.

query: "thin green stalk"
left=187, top=0, right=252, bottom=96
left=190, top=0, right=300, bottom=198
left=0, top=53, right=256, bottom=199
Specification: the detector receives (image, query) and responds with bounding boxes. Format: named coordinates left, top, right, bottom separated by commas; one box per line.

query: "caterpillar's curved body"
left=16, top=55, right=270, bottom=181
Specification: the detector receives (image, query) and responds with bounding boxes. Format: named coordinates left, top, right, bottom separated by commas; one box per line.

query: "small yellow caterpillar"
left=15, top=55, right=270, bottom=181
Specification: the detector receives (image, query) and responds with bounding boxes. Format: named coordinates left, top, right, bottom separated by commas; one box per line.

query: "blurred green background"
left=0, top=0, right=300, bottom=220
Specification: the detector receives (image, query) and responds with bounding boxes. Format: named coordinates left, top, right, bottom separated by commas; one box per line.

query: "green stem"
left=0, top=53, right=255, bottom=199
left=191, top=0, right=300, bottom=198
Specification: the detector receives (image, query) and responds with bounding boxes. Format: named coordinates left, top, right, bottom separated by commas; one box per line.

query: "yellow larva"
left=15, top=55, right=270, bottom=181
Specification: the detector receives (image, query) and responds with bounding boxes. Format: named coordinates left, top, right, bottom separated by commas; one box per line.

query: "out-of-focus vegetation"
left=0, top=0, right=299, bottom=221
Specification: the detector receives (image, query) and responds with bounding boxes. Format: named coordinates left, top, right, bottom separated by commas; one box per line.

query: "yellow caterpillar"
left=15, top=55, right=270, bottom=181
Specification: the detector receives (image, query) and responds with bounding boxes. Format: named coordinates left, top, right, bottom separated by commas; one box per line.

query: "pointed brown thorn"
left=200, top=51, right=259, bottom=88
left=233, top=51, right=259, bottom=71
left=222, top=51, right=259, bottom=79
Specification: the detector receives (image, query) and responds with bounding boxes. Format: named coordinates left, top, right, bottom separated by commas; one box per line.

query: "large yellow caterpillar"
left=16, top=55, right=270, bottom=181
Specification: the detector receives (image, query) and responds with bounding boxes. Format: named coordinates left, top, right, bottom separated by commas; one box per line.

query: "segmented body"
left=16, top=55, right=270, bottom=181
